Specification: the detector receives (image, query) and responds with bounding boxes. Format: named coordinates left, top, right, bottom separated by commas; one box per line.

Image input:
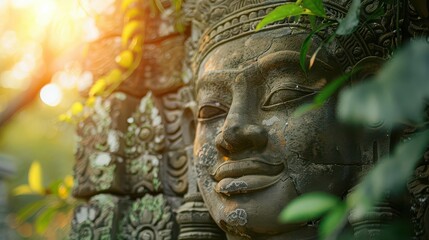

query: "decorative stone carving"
left=73, top=93, right=140, bottom=198
left=409, top=147, right=429, bottom=239
left=177, top=192, right=226, bottom=240
left=125, top=92, right=165, bottom=195
left=71, top=0, right=429, bottom=239
left=71, top=0, right=223, bottom=239
left=119, top=194, right=177, bottom=240
left=70, top=194, right=119, bottom=240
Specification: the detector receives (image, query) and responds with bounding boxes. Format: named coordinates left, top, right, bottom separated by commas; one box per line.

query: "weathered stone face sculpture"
left=193, top=27, right=367, bottom=239
left=188, top=0, right=403, bottom=238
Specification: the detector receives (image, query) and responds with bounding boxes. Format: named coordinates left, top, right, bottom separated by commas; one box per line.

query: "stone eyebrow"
left=257, top=50, right=334, bottom=74
left=196, top=69, right=241, bottom=93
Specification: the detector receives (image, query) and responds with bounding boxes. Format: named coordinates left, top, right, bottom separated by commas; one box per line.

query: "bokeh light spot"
left=40, top=83, right=63, bottom=107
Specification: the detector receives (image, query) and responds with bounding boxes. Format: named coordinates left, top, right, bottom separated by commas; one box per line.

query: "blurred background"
left=0, top=0, right=109, bottom=239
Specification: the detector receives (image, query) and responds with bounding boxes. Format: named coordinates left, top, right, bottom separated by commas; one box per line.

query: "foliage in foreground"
left=260, top=0, right=429, bottom=239
left=13, top=161, right=77, bottom=235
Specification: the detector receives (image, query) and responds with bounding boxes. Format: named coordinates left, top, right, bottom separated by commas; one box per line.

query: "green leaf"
left=309, top=15, right=317, bottom=30
left=256, top=3, right=305, bottom=31
left=348, top=129, right=429, bottom=218
left=279, top=192, right=340, bottom=223
left=299, top=22, right=333, bottom=73
left=338, top=40, right=429, bottom=127
left=319, top=203, right=348, bottom=239
left=16, top=199, right=46, bottom=223
left=300, top=33, right=314, bottom=73
left=303, top=0, right=326, bottom=17
left=35, top=207, right=57, bottom=234
left=292, top=103, right=320, bottom=118
left=314, top=71, right=353, bottom=105
left=292, top=71, right=352, bottom=117
left=48, top=179, right=63, bottom=195
left=336, top=0, right=361, bottom=35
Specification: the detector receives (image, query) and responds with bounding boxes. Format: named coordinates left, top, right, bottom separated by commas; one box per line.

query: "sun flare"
left=40, top=83, right=63, bottom=107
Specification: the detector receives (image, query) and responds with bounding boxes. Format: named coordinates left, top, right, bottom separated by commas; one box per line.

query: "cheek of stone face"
left=195, top=142, right=218, bottom=193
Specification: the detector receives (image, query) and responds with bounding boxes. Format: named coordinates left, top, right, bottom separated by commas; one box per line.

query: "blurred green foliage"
left=0, top=91, right=78, bottom=239
left=262, top=0, right=429, bottom=239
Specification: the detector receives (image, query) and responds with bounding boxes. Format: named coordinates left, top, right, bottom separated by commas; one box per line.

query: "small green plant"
left=13, top=161, right=78, bottom=235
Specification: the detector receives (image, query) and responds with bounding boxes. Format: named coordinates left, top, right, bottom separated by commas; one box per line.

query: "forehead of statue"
left=197, top=30, right=341, bottom=89
left=198, top=29, right=334, bottom=76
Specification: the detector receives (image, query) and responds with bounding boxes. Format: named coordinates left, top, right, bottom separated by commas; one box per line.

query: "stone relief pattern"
left=177, top=193, right=227, bottom=240
left=118, top=194, right=176, bottom=240
left=70, top=194, right=119, bottom=240
left=140, top=36, right=186, bottom=95
left=73, top=91, right=169, bottom=197
left=157, top=88, right=192, bottom=196
left=409, top=148, right=429, bottom=240
left=72, top=2, right=192, bottom=240
left=185, top=0, right=401, bottom=73
left=124, top=92, right=165, bottom=195
left=324, top=0, right=401, bottom=71
left=406, top=0, right=429, bottom=38
left=73, top=93, right=137, bottom=198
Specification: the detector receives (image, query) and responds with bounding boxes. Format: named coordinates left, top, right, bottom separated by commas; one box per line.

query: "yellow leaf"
left=122, top=20, right=141, bottom=47
left=86, top=96, right=96, bottom=107
left=64, top=175, right=74, bottom=188
left=89, top=79, right=107, bottom=97
left=58, top=185, right=68, bottom=199
left=121, top=0, right=137, bottom=11
left=106, top=68, right=122, bottom=84
left=309, top=47, right=321, bottom=69
left=58, top=113, right=71, bottom=122
left=115, top=50, right=134, bottom=68
left=125, top=8, right=143, bottom=21
left=71, top=102, right=84, bottom=115
left=28, top=161, right=44, bottom=194
left=129, top=35, right=144, bottom=52
left=13, top=185, right=34, bottom=196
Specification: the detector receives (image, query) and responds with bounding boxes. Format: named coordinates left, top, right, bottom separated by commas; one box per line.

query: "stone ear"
left=348, top=56, right=387, bottom=129
left=350, top=56, right=385, bottom=86
left=181, top=101, right=197, bottom=146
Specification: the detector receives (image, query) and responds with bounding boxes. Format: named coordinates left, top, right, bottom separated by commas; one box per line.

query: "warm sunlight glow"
left=0, top=0, right=7, bottom=8
left=35, top=0, right=57, bottom=26
left=40, top=83, right=63, bottom=107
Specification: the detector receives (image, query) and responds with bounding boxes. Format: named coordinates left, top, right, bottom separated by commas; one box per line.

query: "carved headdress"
left=184, top=0, right=402, bottom=73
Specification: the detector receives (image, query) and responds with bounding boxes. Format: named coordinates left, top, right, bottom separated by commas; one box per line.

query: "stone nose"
left=215, top=115, right=268, bottom=156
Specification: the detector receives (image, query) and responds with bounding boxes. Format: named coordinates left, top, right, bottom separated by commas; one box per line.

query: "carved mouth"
left=211, top=158, right=285, bottom=196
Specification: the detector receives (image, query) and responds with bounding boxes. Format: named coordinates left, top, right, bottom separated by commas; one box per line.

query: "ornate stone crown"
left=185, top=0, right=402, bottom=72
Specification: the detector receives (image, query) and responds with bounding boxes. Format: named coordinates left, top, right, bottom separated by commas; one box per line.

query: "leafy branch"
left=59, top=0, right=147, bottom=124
left=13, top=161, right=78, bottom=234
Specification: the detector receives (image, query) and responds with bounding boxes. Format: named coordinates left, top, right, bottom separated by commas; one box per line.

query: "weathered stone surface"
left=70, top=0, right=429, bottom=239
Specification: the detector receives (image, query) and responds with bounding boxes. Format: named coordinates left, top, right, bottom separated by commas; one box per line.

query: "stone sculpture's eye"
left=263, top=88, right=316, bottom=108
left=198, top=103, right=227, bottom=121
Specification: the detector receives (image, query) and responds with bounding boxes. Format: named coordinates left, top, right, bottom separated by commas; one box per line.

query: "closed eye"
left=198, top=103, right=228, bottom=122
left=262, top=88, right=316, bottom=109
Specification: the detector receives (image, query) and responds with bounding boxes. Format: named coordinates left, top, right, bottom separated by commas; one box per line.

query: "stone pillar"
left=70, top=1, right=224, bottom=239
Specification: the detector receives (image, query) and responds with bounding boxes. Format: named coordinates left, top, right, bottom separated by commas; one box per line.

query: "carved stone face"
left=194, top=29, right=364, bottom=239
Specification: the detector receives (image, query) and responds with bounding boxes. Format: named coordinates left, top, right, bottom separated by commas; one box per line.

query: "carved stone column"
left=70, top=1, right=223, bottom=239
